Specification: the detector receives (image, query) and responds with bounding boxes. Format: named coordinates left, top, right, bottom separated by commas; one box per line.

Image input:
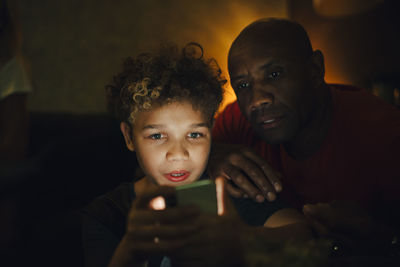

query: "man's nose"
left=166, top=141, right=189, bottom=161
left=249, top=88, right=274, bottom=112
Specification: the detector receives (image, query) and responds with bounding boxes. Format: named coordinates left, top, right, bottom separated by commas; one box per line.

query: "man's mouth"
left=257, top=116, right=284, bottom=130
left=164, top=170, right=190, bottom=182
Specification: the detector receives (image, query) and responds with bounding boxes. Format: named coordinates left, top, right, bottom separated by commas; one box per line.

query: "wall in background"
left=20, top=0, right=287, bottom=114
left=288, top=0, right=399, bottom=91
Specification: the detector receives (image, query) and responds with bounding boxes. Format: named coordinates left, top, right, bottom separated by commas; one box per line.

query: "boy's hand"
left=169, top=213, right=245, bottom=267
left=123, top=186, right=202, bottom=262
left=169, top=178, right=246, bottom=267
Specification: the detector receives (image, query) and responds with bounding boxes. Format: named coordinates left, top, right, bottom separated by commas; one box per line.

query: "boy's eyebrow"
left=142, top=124, right=165, bottom=130
left=141, top=122, right=209, bottom=130
left=190, top=122, right=209, bottom=128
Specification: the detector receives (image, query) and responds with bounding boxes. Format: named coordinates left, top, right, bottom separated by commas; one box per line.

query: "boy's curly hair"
left=106, top=43, right=226, bottom=125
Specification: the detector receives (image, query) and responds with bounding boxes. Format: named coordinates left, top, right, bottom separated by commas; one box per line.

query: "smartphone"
left=175, top=179, right=218, bottom=214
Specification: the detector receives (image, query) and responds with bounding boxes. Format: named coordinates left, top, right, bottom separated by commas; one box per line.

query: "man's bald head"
left=229, top=18, right=313, bottom=65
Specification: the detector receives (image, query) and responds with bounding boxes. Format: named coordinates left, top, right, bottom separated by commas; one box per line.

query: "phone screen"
left=175, top=179, right=217, bottom=214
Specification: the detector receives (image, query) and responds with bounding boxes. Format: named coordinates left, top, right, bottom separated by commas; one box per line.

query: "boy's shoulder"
left=82, top=182, right=134, bottom=239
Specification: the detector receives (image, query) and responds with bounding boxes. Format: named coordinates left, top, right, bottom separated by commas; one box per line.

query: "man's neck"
left=284, top=84, right=333, bottom=160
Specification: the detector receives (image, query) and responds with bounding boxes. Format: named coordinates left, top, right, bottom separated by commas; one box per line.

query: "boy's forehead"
left=133, top=101, right=211, bottom=128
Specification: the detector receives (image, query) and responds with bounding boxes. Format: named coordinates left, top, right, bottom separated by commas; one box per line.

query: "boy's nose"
left=166, top=142, right=189, bottom=161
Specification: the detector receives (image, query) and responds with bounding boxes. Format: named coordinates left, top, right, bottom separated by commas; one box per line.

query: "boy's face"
left=122, top=101, right=212, bottom=187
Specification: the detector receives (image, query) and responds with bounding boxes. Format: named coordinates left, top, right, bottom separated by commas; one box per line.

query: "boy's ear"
left=120, top=122, right=135, bottom=151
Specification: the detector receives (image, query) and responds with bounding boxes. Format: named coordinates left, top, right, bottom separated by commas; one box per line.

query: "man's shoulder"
left=216, top=100, right=249, bottom=127
left=329, top=83, right=400, bottom=145
left=329, top=83, right=362, bottom=92
left=219, top=100, right=241, bottom=115
left=214, top=100, right=257, bottom=142
left=330, top=83, right=400, bottom=120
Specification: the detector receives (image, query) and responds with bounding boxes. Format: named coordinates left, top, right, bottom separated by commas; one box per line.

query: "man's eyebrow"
left=258, top=61, right=276, bottom=71
left=230, top=61, right=277, bottom=83
left=230, top=75, right=246, bottom=83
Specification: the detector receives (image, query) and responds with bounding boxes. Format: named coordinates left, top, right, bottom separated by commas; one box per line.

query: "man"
left=210, top=18, right=400, bottom=259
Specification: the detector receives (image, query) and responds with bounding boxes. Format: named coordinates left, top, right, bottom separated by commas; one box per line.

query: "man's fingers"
left=303, top=202, right=374, bottom=237
left=216, top=170, right=244, bottom=198
left=235, top=158, right=276, bottom=201
left=303, top=202, right=354, bottom=229
left=242, top=148, right=283, bottom=193
left=304, top=210, right=359, bottom=254
left=225, top=182, right=244, bottom=198
left=209, top=144, right=282, bottom=202
left=224, top=163, right=265, bottom=202
left=227, top=153, right=277, bottom=201
left=304, top=212, right=331, bottom=238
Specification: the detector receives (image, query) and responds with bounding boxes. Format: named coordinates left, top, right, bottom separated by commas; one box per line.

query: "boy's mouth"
left=164, top=170, right=190, bottom=182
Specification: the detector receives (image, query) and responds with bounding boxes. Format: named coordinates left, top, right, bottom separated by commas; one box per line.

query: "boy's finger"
left=129, top=207, right=200, bottom=224
left=128, top=223, right=201, bottom=239
left=134, top=186, right=176, bottom=208
left=216, top=176, right=239, bottom=218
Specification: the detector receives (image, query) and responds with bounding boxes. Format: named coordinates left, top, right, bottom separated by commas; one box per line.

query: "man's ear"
left=120, top=122, right=135, bottom=151
left=310, top=50, right=325, bottom=87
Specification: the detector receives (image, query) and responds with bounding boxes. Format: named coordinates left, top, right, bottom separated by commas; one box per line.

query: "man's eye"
left=149, top=133, right=163, bottom=140
left=268, top=71, right=281, bottom=80
left=237, top=81, right=250, bottom=90
left=188, top=132, right=203, bottom=139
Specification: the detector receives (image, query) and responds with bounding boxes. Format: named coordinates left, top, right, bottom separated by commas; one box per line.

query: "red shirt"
left=212, top=84, right=400, bottom=214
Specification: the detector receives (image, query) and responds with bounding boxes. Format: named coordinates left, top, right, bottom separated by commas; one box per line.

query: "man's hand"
left=303, top=201, right=395, bottom=256
left=208, top=143, right=282, bottom=202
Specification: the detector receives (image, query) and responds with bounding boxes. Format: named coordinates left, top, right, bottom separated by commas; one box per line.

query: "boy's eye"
left=188, top=132, right=203, bottom=139
left=149, top=133, right=164, bottom=140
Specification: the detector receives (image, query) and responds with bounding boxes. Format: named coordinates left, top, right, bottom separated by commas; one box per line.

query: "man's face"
left=228, top=39, right=315, bottom=144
